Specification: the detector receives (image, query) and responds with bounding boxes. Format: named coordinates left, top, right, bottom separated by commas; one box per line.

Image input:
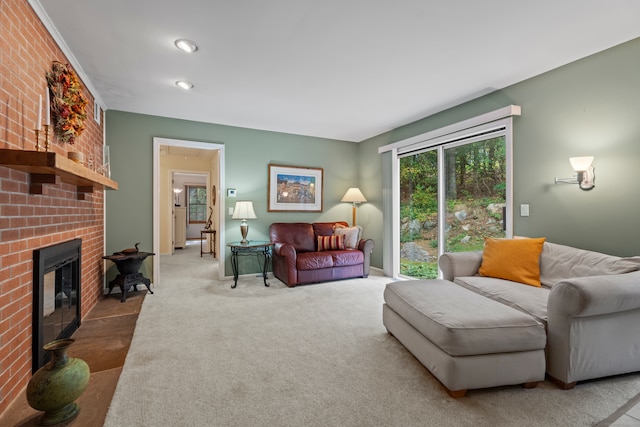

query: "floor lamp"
left=341, top=188, right=367, bottom=226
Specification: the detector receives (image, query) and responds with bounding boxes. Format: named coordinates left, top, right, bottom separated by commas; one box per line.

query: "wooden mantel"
left=0, top=148, right=118, bottom=199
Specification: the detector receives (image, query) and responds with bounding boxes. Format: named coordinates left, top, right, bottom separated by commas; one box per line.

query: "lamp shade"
left=341, top=188, right=367, bottom=203
left=232, top=201, right=257, bottom=220
left=569, top=156, right=594, bottom=172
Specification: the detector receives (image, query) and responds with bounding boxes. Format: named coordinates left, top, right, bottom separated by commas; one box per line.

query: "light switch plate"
left=229, top=207, right=234, bottom=216
left=520, top=204, right=530, bottom=217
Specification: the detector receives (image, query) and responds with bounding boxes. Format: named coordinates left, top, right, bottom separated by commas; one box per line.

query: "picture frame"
left=268, top=164, right=323, bottom=212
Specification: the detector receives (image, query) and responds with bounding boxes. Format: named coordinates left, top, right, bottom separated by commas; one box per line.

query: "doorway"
left=152, top=138, right=225, bottom=284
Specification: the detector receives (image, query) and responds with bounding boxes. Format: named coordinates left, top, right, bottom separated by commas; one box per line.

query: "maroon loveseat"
left=269, top=221, right=374, bottom=287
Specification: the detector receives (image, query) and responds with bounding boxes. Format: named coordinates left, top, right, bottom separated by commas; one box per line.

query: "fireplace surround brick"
left=0, top=0, right=108, bottom=415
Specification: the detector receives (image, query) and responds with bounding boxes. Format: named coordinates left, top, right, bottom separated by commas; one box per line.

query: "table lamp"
left=232, top=201, right=257, bottom=243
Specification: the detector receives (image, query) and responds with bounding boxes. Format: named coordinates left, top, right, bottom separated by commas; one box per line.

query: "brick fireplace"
left=0, top=0, right=109, bottom=415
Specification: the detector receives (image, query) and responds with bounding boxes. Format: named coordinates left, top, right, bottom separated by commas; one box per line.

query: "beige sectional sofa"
left=383, top=240, right=640, bottom=396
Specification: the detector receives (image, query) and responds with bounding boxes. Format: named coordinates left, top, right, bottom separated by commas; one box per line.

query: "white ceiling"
left=36, top=1, right=640, bottom=142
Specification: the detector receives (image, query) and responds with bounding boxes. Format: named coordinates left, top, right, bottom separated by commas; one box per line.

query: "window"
left=378, top=105, right=520, bottom=279
left=187, top=186, right=207, bottom=224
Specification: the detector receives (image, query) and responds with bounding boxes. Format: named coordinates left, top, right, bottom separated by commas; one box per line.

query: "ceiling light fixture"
left=175, top=81, right=194, bottom=90
left=174, top=39, right=198, bottom=53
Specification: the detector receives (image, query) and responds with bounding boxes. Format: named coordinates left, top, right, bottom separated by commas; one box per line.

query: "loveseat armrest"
left=358, top=239, right=375, bottom=277
left=548, top=270, right=640, bottom=318
left=272, top=243, right=299, bottom=286
left=273, top=242, right=297, bottom=259
left=438, top=251, right=483, bottom=281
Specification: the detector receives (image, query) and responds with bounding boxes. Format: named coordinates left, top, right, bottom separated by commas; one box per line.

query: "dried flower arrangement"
left=46, top=61, right=88, bottom=144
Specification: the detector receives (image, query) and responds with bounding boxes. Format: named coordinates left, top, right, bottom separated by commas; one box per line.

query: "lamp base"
left=240, top=221, right=249, bottom=244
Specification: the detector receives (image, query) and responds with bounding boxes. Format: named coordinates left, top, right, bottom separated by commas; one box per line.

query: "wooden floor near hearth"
left=0, top=290, right=147, bottom=427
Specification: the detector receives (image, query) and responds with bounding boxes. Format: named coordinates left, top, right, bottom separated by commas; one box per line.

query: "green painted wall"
left=360, top=37, right=640, bottom=257
left=105, top=111, right=378, bottom=278
left=106, top=36, right=640, bottom=282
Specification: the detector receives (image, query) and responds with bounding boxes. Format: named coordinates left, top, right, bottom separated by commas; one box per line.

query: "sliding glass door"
left=399, top=134, right=508, bottom=279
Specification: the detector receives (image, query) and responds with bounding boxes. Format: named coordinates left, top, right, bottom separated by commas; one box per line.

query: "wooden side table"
left=200, top=229, right=217, bottom=257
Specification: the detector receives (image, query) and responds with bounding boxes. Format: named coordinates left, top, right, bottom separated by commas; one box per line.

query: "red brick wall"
left=0, top=0, right=106, bottom=415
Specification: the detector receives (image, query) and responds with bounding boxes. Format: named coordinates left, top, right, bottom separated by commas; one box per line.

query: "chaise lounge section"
left=384, top=238, right=640, bottom=396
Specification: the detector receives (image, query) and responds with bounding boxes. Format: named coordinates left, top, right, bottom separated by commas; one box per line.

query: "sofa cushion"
left=384, top=280, right=546, bottom=356
left=297, top=252, right=333, bottom=270
left=317, top=235, right=345, bottom=251
left=313, top=222, right=349, bottom=237
left=331, top=250, right=364, bottom=267
left=540, top=241, right=640, bottom=287
left=269, top=222, right=316, bottom=253
left=454, top=276, right=550, bottom=324
left=479, top=237, right=546, bottom=287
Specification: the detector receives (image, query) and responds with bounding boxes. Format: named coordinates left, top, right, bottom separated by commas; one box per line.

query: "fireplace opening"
left=32, top=238, right=81, bottom=372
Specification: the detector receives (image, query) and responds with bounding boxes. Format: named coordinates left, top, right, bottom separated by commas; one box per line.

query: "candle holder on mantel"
left=33, top=125, right=51, bottom=152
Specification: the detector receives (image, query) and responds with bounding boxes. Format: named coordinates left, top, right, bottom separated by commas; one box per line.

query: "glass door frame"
left=393, top=117, right=514, bottom=278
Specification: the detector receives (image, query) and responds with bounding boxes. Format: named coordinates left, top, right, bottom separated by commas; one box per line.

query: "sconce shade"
left=555, top=156, right=595, bottom=190
left=232, top=201, right=257, bottom=243
left=341, top=188, right=367, bottom=203
left=173, top=188, right=183, bottom=206
left=569, top=156, right=594, bottom=172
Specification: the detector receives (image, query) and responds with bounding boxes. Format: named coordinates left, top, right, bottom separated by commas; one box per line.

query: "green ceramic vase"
left=26, top=339, right=90, bottom=426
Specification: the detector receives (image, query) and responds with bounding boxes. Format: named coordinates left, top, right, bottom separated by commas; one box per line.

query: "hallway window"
left=187, top=186, right=207, bottom=224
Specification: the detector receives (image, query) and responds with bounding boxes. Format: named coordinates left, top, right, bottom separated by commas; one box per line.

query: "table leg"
left=231, top=250, right=239, bottom=288
left=200, top=231, right=204, bottom=257
left=262, top=249, right=270, bottom=287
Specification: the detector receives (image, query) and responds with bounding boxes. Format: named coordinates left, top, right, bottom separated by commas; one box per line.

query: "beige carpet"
left=104, top=244, right=640, bottom=426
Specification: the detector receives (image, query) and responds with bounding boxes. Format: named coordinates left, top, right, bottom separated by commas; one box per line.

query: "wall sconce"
left=341, top=188, right=367, bottom=226
left=173, top=188, right=183, bottom=206
left=555, top=156, right=595, bottom=191
left=232, top=201, right=257, bottom=244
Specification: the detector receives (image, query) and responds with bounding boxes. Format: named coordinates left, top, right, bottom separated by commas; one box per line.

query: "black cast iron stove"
left=103, top=243, right=155, bottom=302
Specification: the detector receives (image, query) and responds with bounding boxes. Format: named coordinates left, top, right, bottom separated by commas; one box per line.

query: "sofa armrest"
left=273, top=242, right=296, bottom=259
left=438, top=251, right=483, bottom=281
left=548, top=270, right=640, bottom=318
left=546, top=270, right=640, bottom=385
left=358, top=239, right=375, bottom=277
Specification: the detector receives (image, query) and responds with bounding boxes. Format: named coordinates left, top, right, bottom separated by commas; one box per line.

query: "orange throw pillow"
left=478, top=237, right=546, bottom=287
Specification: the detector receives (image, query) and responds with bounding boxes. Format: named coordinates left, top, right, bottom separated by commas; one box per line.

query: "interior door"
left=171, top=175, right=176, bottom=255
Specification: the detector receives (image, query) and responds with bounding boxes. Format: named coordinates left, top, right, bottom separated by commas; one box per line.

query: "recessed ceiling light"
left=174, top=39, right=198, bottom=53
left=175, top=81, right=194, bottom=90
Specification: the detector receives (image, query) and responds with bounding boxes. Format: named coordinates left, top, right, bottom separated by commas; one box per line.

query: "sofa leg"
left=548, top=376, right=577, bottom=390
left=446, top=388, right=467, bottom=398
left=522, top=382, right=538, bottom=389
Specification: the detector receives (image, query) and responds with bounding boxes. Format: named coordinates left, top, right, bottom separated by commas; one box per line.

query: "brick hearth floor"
left=0, top=290, right=146, bottom=426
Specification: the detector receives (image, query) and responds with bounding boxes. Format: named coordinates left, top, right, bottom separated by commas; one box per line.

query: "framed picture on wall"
left=268, top=164, right=323, bottom=212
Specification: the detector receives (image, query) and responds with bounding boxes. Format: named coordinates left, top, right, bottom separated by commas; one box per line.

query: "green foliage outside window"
left=399, top=137, right=506, bottom=279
